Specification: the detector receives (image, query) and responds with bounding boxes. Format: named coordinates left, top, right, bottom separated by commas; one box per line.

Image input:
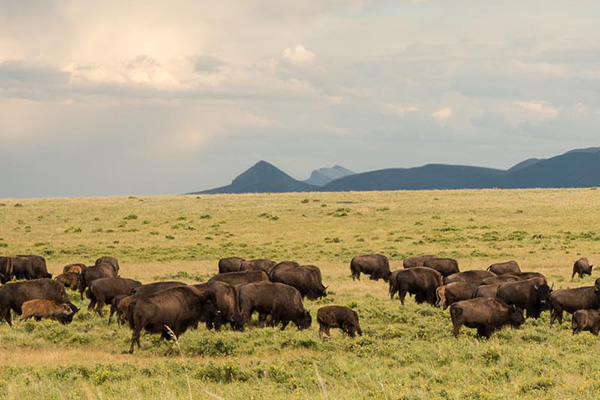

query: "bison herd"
left=0, top=252, right=598, bottom=354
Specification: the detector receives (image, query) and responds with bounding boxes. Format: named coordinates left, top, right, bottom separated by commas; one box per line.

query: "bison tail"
left=127, top=299, right=138, bottom=330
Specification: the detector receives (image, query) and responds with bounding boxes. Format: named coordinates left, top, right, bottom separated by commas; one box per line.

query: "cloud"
left=383, top=103, right=418, bottom=116
left=432, top=107, right=452, bottom=121
left=282, top=44, right=316, bottom=66
left=514, top=101, right=559, bottom=118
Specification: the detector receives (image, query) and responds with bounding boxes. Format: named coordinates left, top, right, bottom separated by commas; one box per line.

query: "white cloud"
left=384, top=103, right=418, bottom=116
left=282, top=44, right=316, bottom=66
left=432, top=107, right=452, bottom=121
left=514, top=101, right=559, bottom=118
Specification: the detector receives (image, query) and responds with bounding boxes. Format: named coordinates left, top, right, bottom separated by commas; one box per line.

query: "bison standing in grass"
left=270, top=263, right=327, bottom=300
left=350, top=254, right=391, bottom=282
left=423, top=257, right=459, bottom=277
left=443, top=270, right=495, bottom=285
left=317, top=306, right=362, bottom=338
left=389, top=267, right=442, bottom=306
left=450, top=297, right=525, bottom=338
left=240, top=259, right=277, bottom=274
left=549, top=279, right=600, bottom=325
left=208, top=270, right=269, bottom=287
left=572, top=258, right=593, bottom=279
left=78, top=264, right=119, bottom=300
left=487, top=261, right=521, bottom=275
left=436, top=282, right=479, bottom=309
left=218, top=257, right=245, bottom=274
left=87, top=277, right=142, bottom=317
left=18, top=299, right=74, bottom=324
left=495, top=277, right=551, bottom=319
left=572, top=309, right=600, bottom=335
left=55, top=272, right=81, bottom=291
left=193, top=281, right=245, bottom=331
left=403, top=255, right=437, bottom=268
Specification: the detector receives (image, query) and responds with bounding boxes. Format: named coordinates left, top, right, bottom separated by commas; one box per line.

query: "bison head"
left=508, top=305, right=526, bottom=327
left=535, top=284, right=552, bottom=309
left=231, top=313, right=245, bottom=332
left=595, top=278, right=600, bottom=293
left=295, top=310, right=312, bottom=330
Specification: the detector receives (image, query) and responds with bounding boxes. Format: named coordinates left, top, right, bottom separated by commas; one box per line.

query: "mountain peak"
left=304, top=165, right=355, bottom=186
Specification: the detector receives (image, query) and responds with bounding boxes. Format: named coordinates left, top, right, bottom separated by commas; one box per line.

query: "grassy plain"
left=1, top=189, right=600, bottom=399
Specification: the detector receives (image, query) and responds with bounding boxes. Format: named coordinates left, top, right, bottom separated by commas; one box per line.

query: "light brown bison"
left=450, top=297, right=525, bottom=338
left=218, top=257, right=245, bottom=274
left=350, top=254, right=391, bottom=282
left=18, top=299, right=74, bottom=324
left=487, top=260, right=521, bottom=275
left=572, top=257, right=593, bottom=279
left=572, top=309, right=600, bottom=335
left=317, top=306, right=362, bottom=338
left=62, top=263, right=86, bottom=275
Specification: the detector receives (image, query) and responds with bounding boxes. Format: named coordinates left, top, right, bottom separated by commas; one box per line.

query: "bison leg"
left=399, top=290, right=407, bottom=306
left=451, top=321, right=462, bottom=338
left=95, top=299, right=105, bottom=318
left=280, top=319, right=289, bottom=331
left=129, top=326, right=142, bottom=354
left=477, top=325, right=493, bottom=338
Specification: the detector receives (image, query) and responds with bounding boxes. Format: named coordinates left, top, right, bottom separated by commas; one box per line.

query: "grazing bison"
left=473, top=284, right=502, bottom=299
left=95, top=256, right=119, bottom=272
left=549, top=279, right=600, bottom=325
left=0, top=279, right=77, bottom=326
left=436, top=282, right=479, bottom=310
left=238, top=281, right=311, bottom=330
left=487, top=261, right=521, bottom=275
left=270, top=264, right=327, bottom=300
left=218, top=257, right=245, bottom=274
left=423, top=257, right=459, bottom=277
left=0, top=257, right=13, bottom=284
left=495, top=278, right=551, bottom=319
left=350, top=254, right=391, bottom=282
left=193, top=281, right=244, bottom=331
left=572, top=309, right=600, bottom=335
left=240, top=259, right=277, bottom=274
left=208, top=270, right=269, bottom=288
left=128, top=286, right=219, bottom=354
left=572, top=257, right=593, bottom=279
left=317, top=306, right=362, bottom=338
left=131, top=281, right=187, bottom=298
left=450, top=298, right=525, bottom=338
left=87, top=277, right=142, bottom=317
left=17, top=255, right=51, bottom=279
left=78, top=264, right=119, bottom=300
left=481, top=275, right=520, bottom=285
left=403, top=255, right=437, bottom=268
left=63, top=263, right=86, bottom=275
left=55, top=272, right=81, bottom=290
left=389, top=267, right=442, bottom=306
left=443, top=270, right=495, bottom=285
left=18, top=299, right=74, bottom=324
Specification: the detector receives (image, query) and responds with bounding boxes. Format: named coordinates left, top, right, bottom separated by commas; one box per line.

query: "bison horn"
left=550, top=282, right=554, bottom=290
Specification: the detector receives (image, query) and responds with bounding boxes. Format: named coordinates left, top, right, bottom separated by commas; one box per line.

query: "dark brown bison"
left=443, top=270, right=495, bottom=285
left=116, top=295, right=135, bottom=326
left=0, top=279, right=77, bottom=326
left=572, top=309, right=600, bottom=335
left=63, top=263, right=86, bottom=275
left=238, top=281, right=311, bottom=330
left=423, top=257, right=459, bottom=277
left=208, top=270, right=269, bottom=287
left=270, top=264, right=327, bottom=300
left=17, top=255, right=51, bottom=279
left=403, top=255, right=437, bottom=268
left=435, top=282, right=479, bottom=310
left=389, top=267, right=442, bottom=306
left=495, top=277, right=551, bottom=319
left=240, top=259, right=277, bottom=274
left=0, top=257, right=13, bottom=284
left=350, top=254, right=391, bottom=282
left=108, top=294, right=129, bottom=325
left=128, top=286, right=219, bottom=354
left=487, top=260, right=521, bottom=275
left=549, top=279, right=600, bottom=325
left=130, top=281, right=187, bottom=298
left=450, top=297, right=525, bottom=338
left=87, top=277, right=142, bottom=317
left=78, top=264, right=119, bottom=300
left=95, top=256, right=119, bottom=273
left=193, top=281, right=244, bottom=331
left=317, top=306, right=362, bottom=338
left=481, top=275, right=520, bottom=285
left=55, top=272, right=81, bottom=291
left=572, top=257, right=593, bottom=279
left=18, top=299, right=74, bottom=324
left=473, top=284, right=502, bottom=298
left=218, top=257, right=245, bottom=274
left=513, top=272, right=546, bottom=281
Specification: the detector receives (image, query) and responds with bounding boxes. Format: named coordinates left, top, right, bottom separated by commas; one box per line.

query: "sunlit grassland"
left=1, top=189, right=600, bottom=399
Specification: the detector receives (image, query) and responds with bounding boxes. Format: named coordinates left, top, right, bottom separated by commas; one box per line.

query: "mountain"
left=507, top=158, right=543, bottom=173
left=303, top=165, right=355, bottom=186
left=321, top=164, right=506, bottom=191
left=565, top=147, right=600, bottom=154
left=195, top=161, right=318, bottom=194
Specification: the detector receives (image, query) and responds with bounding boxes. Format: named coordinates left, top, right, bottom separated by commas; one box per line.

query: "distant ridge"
left=304, top=165, right=354, bottom=186
left=192, top=147, right=600, bottom=194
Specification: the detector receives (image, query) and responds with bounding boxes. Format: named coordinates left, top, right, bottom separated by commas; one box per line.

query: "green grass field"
left=1, top=189, right=600, bottom=399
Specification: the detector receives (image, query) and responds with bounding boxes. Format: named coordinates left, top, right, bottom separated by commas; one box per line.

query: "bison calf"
left=317, top=306, right=362, bottom=338
left=572, top=257, right=593, bottom=279
left=572, top=310, right=600, bottom=335
left=19, top=299, right=74, bottom=324
left=450, top=298, right=525, bottom=338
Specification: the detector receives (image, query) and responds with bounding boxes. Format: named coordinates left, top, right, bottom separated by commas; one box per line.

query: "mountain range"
left=192, top=148, right=600, bottom=194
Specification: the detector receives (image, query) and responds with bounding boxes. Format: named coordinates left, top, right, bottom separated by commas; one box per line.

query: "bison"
left=436, top=282, right=479, bottom=310
left=17, top=255, right=51, bottom=279
left=115, top=295, right=135, bottom=326
left=238, top=281, right=311, bottom=330
left=423, top=257, right=459, bottom=277
left=513, top=272, right=546, bottom=281
left=87, top=277, right=142, bottom=317
left=131, top=281, right=187, bottom=298
left=0, top=257, right=13, bottom=284
left=450, top=297, right=525, bottom=338
left=495, top=277, right=551, bottom=319
left=193, top=281, right=244, bottom=331
left=549, top=279, right=600, bottom=325
left=240, top=259, right=277, bottom=274
left=487, top=261, right=521, bottom=275
left=572, top=257, right=593, bottom=279
left=473, top=284, right=502, bottom=299
left=18, top=299, right=74, bottom=324
left=403, top=255, right=437, bottom=268
left=218, top=257, right=245, bottom=274
left=78, top=263, right=119, bottom=300
left=95, top=256, right=119, bottom=273
left=317, top=306, right=362, bottom=338
left=128, top=286, right=219, bottom=354
left=443, top=270, right=495, bottom=285
left=55, top=272, right=81, bottom=291
left=208, top=270, right=269, bottom=287
left=572, top=309, right=600, bottom=335
left=389, top=267, right=442, bottom=306
left=270, top=264, right=327, bottom=300
left=62, top=263, right=86, bottom=275
left=481, top=275, right=520, bottom=285
left=350, top=254, right=391, bottom=282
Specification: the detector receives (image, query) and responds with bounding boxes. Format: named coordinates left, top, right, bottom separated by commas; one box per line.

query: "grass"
left=0, top=189, right=600, bottom=398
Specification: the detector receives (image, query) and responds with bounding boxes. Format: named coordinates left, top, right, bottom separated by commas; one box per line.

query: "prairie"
left=1, top=189, right=600, bottom=399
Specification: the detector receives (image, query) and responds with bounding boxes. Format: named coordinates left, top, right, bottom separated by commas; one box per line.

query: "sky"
left=1, top=0, right=599, bottom=198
